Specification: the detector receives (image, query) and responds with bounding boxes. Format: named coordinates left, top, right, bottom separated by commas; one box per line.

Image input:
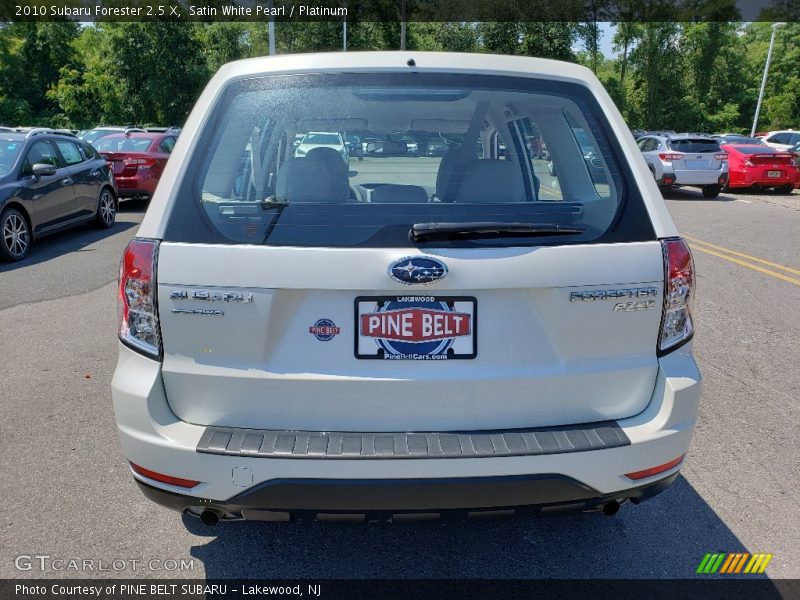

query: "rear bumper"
left=117, top=188, right=153, bottom=199
left=657, top=172, right=677, bottom=187
left=728, top=170, right=797, bottom=188
left=114, top=174, right=158, bottom=197
left=112, top=343, right=701, bottom=514
left=136, top=471, right=679, bottom=519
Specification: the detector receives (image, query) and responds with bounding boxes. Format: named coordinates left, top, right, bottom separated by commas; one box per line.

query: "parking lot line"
left=685, top=235, right=800, bottom=276
left=688, top=243, right=800, bottom=287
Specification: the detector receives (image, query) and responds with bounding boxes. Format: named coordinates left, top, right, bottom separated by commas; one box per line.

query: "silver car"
left=637, top=134, right=728, bottom=198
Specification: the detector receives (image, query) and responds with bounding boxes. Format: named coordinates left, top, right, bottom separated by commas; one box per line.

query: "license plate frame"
left=354, top=295, right=477, bottom=360
left=767, top=170, right=782, bottom=178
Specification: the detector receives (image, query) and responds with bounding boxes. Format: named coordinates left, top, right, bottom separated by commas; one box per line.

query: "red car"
left=96, top=130, right=178, bottom=199
left=721, top=144, right=799, bottom=194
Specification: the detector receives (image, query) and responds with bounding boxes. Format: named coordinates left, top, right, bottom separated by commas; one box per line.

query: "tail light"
left=658, top=238, right=694, bottom=354
left=658, top=152, right=684, bottom=161
left=714, top=152, right=727, bottom=161
left=123, top=157, right=155, bottom=167
left=119, top=239, right=161, bottom=358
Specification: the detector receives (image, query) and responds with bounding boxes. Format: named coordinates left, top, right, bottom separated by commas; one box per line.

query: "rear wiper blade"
left=410, top=221, right=585, bottom=242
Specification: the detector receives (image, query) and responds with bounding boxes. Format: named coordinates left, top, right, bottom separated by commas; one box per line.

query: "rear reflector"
left=130, top=463, right=200, bottom=488
left=625, top=456, right=685, bottom=481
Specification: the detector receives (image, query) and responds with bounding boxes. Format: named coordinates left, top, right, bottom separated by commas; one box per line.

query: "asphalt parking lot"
left=1, top=166, right=798, bottom=580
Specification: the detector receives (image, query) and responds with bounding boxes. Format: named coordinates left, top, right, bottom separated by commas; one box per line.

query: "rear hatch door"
left=156, top=242, right=664, bottom=432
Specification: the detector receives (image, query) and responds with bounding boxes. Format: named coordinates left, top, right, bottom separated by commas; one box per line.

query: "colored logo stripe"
left=745, top=553, right=773, bottom=574
left=697, top=553, right=772, bottom=574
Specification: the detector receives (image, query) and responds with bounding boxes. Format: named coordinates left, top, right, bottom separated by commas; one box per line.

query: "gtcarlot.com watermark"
left=14, top=555, right=194, bottom=573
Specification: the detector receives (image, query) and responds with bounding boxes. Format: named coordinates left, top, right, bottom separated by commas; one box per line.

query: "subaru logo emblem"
left=388, top=256, right=448, bottom=285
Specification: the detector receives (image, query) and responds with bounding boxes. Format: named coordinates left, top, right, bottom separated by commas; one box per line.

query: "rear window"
left=302, top=133, right=342, bottom=145
left=719, top=136, right=763, bottom=145
left=669, top=139, right=721, bottom=153
left=731, top=146, right=783, bottom=155
left=96, top=137, right=154, bottom=152
left=165, top=73, right=654, bottom=248
left=83, top=129, right=116, bottom=144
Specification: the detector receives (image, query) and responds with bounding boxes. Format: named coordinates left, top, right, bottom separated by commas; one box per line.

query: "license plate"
left=767, top=170, right=782, bottom=178
left=355, top=295, right=477, bottom=360
left=686, top=160, right=707, bottom=169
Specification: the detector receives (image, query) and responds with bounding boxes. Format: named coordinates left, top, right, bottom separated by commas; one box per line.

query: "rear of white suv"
left=112, top=52, right=701, bottom=523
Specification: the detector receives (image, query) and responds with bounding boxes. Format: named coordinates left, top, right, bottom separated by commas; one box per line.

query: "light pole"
left=400, top=0, right=406, bottom=50
left=751, top=22, right=786, bottom=137
left=267, top=0, right=276, bottom=55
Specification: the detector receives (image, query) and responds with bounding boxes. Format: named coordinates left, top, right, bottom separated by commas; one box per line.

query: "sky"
left=573, top=22, right=618, bottom=58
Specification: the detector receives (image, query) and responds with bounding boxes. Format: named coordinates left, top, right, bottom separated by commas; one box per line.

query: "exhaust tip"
left=601, top=500, right=621, bottom=517
left=199, top=509, right=220, bottom=526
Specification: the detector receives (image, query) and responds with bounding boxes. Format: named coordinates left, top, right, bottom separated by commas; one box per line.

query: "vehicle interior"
left=192, top=80, right=623, bottom=246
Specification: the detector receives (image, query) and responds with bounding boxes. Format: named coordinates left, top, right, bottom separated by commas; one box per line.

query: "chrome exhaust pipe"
left=199, top=509, right=221, bottom=526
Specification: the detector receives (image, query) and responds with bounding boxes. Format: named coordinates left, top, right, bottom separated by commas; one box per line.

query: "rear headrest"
left=457, top=160, right=524, bottom=203
left=370, top=184, right=428, bottom=204
left=306, top=146, right=347, bottom=173
left=275, top=151, right=349, bottom=203
left=435, top=147, right=475, bottom=201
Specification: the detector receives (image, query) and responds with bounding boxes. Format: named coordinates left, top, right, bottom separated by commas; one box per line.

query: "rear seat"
left=370, top=184, right=428, bottom=203
left=457, top=159, right=526, bottom=203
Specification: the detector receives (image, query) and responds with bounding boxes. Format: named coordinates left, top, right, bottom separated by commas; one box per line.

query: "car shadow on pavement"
left=117, top=198, right=150, bottom=214
left=661, top=188, right=735, bottom=202
left=0, top=220, right=137, bottom=273
left=185, top=475, right=769, bottom=579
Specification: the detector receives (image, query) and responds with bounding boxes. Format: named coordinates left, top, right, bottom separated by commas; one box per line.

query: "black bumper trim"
left=135, top=471, right=678, bottom=516
left=196, top=421, right=630, bottom=460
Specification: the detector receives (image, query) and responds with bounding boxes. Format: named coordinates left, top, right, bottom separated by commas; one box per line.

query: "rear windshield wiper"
left=410, top=222, right=586, bottom=242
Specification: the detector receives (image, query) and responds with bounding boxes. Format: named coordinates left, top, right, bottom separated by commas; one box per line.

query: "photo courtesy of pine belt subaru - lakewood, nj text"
left=112, top=52, right=701, bottom=525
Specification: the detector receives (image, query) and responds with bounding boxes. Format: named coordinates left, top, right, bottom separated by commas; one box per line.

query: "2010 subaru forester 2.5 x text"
left=112, top=52, right=701, bottom=524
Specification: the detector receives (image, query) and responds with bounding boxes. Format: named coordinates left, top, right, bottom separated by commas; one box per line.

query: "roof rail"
left=24, top=128, right=55, bottom=139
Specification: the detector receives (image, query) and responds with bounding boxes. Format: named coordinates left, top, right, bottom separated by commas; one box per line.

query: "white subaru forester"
left=112, top=52, right=701, bottom=524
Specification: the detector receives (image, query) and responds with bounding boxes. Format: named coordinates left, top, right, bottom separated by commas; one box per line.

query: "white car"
left=637, top=134, right=728, bottom=198
left=113, top=52, right=701, bottom=524
left=294, top=131, right=348, bottom=162
left=759, top=130, right=800, bottom=152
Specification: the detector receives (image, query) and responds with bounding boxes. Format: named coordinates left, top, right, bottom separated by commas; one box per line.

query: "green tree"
left=627, top=23, right=684, bottom=129
left=0, top=22, right=79, bottom=123
left=409, top=22, right=478, bottom=52
left=202, top=22, right=250, bottom=73
left=102, top=22, right=209, bottom=125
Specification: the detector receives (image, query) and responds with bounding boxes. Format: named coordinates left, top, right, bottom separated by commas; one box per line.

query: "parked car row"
left=0, top=128, right=116, bottom=261
left=0, top=124, right=180, bottom=261
left=94, top=129, right=180, bottom=200
left=634, top=129, right=799, bottom=196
